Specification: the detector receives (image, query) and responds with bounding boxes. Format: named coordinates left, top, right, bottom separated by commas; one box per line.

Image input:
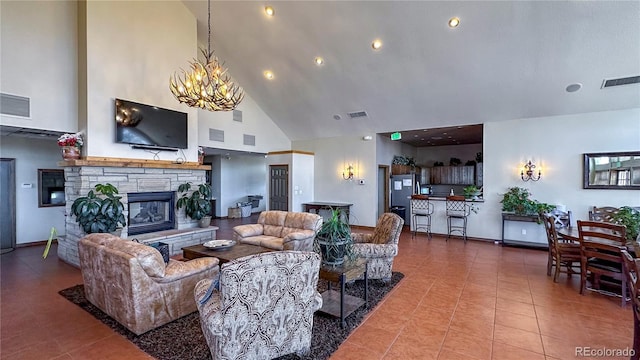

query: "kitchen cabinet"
left=429, top=166, right=475, bottom=185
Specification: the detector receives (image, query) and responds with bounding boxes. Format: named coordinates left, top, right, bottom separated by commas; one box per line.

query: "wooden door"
left=269, top=165, right=288, bottom=211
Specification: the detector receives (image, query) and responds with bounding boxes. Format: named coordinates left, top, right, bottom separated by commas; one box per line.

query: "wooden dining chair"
left=577, top=220, right=628, bottom=306
left=543, top=214, right=580, bottom=282
left=621, top=250, right=640, bottom=360
left=588, top=206, right=619, bottom=223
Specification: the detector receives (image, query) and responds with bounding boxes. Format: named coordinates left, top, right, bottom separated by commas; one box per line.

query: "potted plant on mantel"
left=500, top=186, right=555, bottom=222
left=314, top=209, right=354, bottom=266
left=71, top=183, right=126, bottom=235
left=176, top=182, right=212, bottom=228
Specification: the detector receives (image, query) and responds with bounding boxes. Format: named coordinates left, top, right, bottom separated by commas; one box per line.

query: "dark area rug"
left=59, top=272, right=404, bottom=360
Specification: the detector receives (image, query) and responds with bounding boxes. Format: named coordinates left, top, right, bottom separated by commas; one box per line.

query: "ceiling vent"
left=1, top=93, right=30, bottom=117
left=602, top=75, right=640, bottom=88
left=347, top=110, right=368, bottom=119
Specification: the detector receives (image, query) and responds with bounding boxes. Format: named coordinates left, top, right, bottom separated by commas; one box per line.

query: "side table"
left=318, top=258, right=368, bottom=328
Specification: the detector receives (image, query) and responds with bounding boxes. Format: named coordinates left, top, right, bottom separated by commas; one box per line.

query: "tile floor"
left=1, top=215, right=635, bottom=360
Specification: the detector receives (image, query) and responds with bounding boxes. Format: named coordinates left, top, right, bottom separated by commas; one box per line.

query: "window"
left=38, top=169, right=65, bottom=207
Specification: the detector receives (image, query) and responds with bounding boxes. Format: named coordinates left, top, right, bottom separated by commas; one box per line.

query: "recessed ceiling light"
left=448, top=17, right=460, bottom=28
left=423, top=129, right=428, bottom=132
left=414, top=134, right=418, bottom=137
left=314, top=57, right=324, bottom=66
left=457, top=126, right=462, bottom=129
left=264, top=6, right=274, bottom=16
left=566, top=83, right=582, bottom=92
left=371, top=39, right=383, bottom=50
left=333, top=114, right=341, bottom=120
left=448, top=136, right=452, bottom=138
left=421, top=138, right=425, bottom=141
left=443, top=132, right=447, bottom=135
left=263, top=70, right=274, bottom=80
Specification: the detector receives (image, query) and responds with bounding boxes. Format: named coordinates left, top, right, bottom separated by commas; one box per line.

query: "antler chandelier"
left=170, top=0, right=244, bottom=111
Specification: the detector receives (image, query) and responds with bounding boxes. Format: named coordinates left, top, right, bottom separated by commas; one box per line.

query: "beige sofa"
left=232, top=210, right=322, bottom=251
left=78, top=233, right=219, bottom=335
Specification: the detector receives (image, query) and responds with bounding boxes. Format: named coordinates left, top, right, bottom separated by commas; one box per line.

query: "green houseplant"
left=463, top=185, right=481, bottom=199
left=314, top=209, right=354, bottom=266
left=611, top=206, right=640, bottom=242
left=71, top=183, right=126, bottom=234
left=176, top=182, right=212, bottom=227
left=500, top=187, right=555, bottom=219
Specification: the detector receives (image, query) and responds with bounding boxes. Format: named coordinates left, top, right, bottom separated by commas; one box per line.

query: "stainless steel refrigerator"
left=390, top=174, right=419, bottom=225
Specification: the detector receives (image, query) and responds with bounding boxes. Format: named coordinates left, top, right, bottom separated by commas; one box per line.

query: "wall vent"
left=233, top=110, right=243, bottom=122
left=347, top=110, right=368, bottom=119
left=209, top=128, right=224, bottom=142
left=243, top=134, right=256, bottom=146
left=602, top=75, right=640, bottom=88
left=1, top=93, right=30, bottom=117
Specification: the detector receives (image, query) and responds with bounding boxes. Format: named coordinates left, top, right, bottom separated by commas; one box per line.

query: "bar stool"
left=410, top=195, right=433, bottom=239
left=446, top=195, right=470, bottom=242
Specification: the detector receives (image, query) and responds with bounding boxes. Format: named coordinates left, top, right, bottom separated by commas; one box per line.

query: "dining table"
left=557, top=226, right=638, bottom=255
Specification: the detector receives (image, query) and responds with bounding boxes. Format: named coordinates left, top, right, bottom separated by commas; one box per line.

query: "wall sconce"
left=343, top=164, right=354, bottom=181
left=521, top=160, right=541, bottom=182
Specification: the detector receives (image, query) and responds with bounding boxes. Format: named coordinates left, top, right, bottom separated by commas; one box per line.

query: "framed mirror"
left=583, top=152, right=640, bottom=190
left=38, top=169, right=65, bottom=207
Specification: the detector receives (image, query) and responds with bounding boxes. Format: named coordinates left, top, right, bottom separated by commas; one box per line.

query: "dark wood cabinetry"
left=429, top=166, right=475, bottom=185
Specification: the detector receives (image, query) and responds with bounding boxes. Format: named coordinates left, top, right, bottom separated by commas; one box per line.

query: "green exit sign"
left=390, top=132, right=401, bottom=141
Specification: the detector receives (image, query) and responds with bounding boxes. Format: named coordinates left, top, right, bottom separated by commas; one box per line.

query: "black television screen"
left=115, top=99, right=188, bottom=149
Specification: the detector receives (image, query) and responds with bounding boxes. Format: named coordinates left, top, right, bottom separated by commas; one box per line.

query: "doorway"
left=377, top=165, right=389, bottom=219
left=1, top=158, right=16, bottom=253
left=269, top=165, right=289, bottom=211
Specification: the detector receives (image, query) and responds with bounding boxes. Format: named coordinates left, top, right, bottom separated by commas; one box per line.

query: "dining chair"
left=621, top=249, right=640, bottom=360
left=550, top=209, right=572, bottom=229
left=588, top=206, right=619, bottom=223
left=577, top=220, right=628, bottom=306
left=446, top=195, right=470, bottom=242
left=410, top=195, right=433, bottom=239
left=542, top=214, right=580, bottom=282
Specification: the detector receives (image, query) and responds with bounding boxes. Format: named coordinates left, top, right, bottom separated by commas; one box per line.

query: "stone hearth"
left=58, top=159, right=214, bottom=267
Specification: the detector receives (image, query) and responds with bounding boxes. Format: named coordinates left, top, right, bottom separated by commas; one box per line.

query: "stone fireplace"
left=127, top=191, right=176, bottom=235
left=58, top=159, right=216, bottom=267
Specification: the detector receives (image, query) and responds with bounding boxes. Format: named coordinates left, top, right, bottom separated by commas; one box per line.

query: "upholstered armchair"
left=233, top=210, right=322, bottom=251
left=351, top=212, right=404, bottom=280
left=194, top=251, right=322, bottom=359
left=78, top=233, right=219, bottom=335
left=195, top=251, right=322, bottom=360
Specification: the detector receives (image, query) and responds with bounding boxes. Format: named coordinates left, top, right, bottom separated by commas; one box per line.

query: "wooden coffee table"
left=318, top=258, right=368, bottom=328
left=182, top=242, right=273, bottom=265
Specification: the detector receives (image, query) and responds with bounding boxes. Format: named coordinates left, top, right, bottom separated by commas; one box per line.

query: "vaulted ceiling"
left=182, top=1, right=640, bottom=143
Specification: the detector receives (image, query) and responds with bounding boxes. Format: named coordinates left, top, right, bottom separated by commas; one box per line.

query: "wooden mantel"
left=58, top=157, right=211, bottom=170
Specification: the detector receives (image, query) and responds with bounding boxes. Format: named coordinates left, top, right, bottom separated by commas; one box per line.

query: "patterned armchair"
left=194, top=251, right=323, bottom=360
left=351, top=212, right=404, bottom=280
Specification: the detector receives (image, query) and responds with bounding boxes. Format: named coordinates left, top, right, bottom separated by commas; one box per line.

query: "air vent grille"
left=209, top=128, right=224, bottom=142
left=243, top=134, right=255, bottom=146
left=602, top=76, right=640, bottom=88
left=233, top=110, right=242, bottom=122
left=347, top=110, right=368, bottom=119
left=1, top=93, right=30, bottom=117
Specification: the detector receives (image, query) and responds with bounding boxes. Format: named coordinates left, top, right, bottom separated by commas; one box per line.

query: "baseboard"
left=16, top=239, right=58, bottom=248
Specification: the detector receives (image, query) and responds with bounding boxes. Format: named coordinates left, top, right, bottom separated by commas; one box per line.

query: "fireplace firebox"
left=127, top=191, right=175, bottom=235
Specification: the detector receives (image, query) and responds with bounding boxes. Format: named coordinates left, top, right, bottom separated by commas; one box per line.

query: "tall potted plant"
left=176, top=182, right=212, bottom=227
left=314, top=209, right=353, bottom=266
left=71, top=183, right=126, bottom=234
left=611, top=206, right=640, bottom=243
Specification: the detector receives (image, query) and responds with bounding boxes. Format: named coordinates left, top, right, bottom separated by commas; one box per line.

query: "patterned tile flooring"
left=1, top=214, right=634, bottom=359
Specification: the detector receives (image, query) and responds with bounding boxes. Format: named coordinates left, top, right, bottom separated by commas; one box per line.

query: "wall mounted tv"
left=115, top=98, right=188, bottom=150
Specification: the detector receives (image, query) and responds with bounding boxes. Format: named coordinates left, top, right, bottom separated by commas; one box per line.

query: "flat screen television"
left=115, top=98, right=188, bottom=149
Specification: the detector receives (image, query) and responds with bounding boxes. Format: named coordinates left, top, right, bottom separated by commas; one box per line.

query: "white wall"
left=197, top=92, right=291, bottom=154
left=479, top=108, right=640, bottom=243
left=293, top=136, right=378, bottom=226
left=83, top=1, right=199, bottom=161
left=291, top=153, right=314, bottom=212
left=218, top=154, right=267, bottom=217
left=0, top=0, right=78, bottom=132
left=0, top=137, right=66, bottom=244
